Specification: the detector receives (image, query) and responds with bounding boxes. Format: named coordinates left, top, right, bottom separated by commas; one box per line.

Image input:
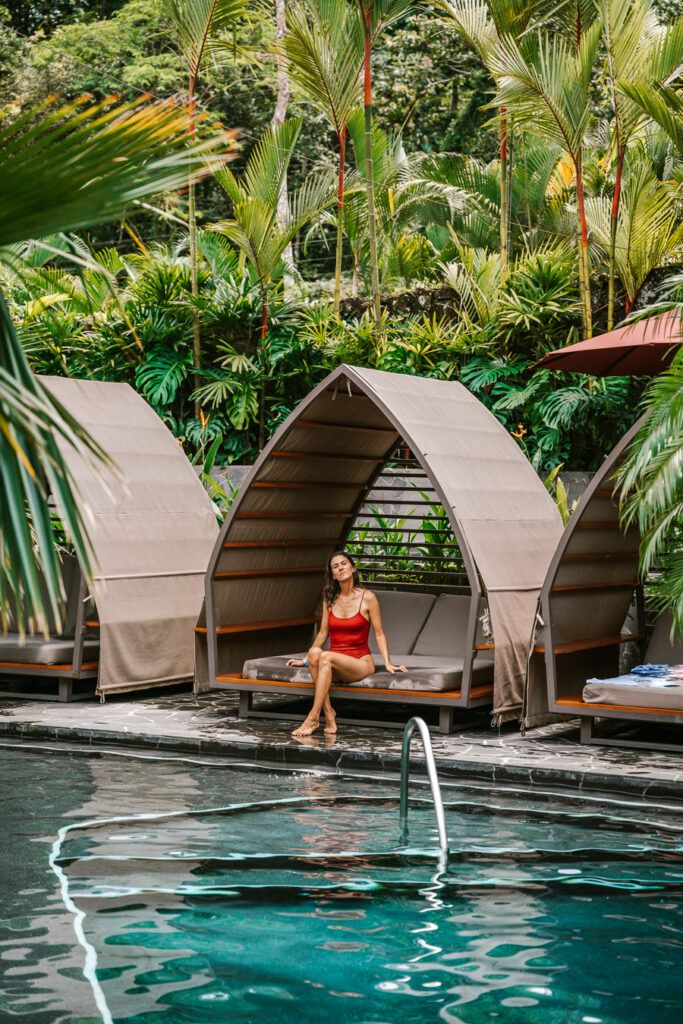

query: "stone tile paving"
left=0, top=688, right=681, bottom=799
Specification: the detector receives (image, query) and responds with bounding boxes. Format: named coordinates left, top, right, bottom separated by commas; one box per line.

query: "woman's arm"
left=311, top=603, right=330, bottom=649
left=287, top=604, right=329, bottom=666
left=366, top=592, right=406, bottom=674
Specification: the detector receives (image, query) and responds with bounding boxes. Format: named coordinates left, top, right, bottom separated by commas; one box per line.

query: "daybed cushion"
left=583, top=669, right=683, bottom=711
left=241, top=652, right=494, bottom=693
left=0, top=634, right=100, bottom=666
left=242, top=653, right=310, bottom=684
left=412, top=594, right=472, bottom=656
left=350, top=653, right=494, bottom=692
left=370, top=591, right=436, bottom=656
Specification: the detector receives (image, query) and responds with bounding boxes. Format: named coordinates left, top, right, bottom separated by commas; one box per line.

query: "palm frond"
left=165, top=0, right=247, bottom=76
left=0, top=96, right=234, bottom=247
left=617, top=342, right=683, bottom=632
left=281, top=0, right=363, bottom=134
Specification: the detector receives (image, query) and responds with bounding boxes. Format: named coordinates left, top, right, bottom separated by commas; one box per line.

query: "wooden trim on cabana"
left=271, top=450, right=383, bottom=463
left=534, top=632, right=644, bottom=655
left=196, top=615, right=319, bottom=636
left=224, top=539, right=339, bottom=550
left=0, top=660, right=99, bottom=672
left=556, top=697, right=683, bottom=718
left=215, top=674, right=494, bottom=704
left=215, top=568, right=324, bottom=580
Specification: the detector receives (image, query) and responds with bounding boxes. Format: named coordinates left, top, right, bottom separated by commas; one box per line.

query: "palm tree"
left=410, top=135, right=570, bottom=254
left=491, top=22, right=603, bottom=337
left=213, top=118, right=334, bottom=445
left=599, top=0, right=683, bottom=328
left=357, top=0, right=415, bottom=334
left=586, top=146, right=683, bottom=315
left=438, top=0, right=542, bottom=276
left=165, top=0, right=245, bottom=413
left=0, top=95, right=228, bottom=633
left=272, top=0, right=296, bottom=277
left=280, top=0, right=363, bottom=312
left=617, top=341, right=683, bottom=635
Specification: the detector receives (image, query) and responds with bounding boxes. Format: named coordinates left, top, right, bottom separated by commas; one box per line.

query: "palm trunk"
left=334, top=127, right=347, bottom=315
left=258, top=289, right=268, bottom=451
left=360, top=5, right=381, bottom=336
left=607, top=145, right=624, bottom=331
left=188, top=78, right=201, bottom=418
left=499, top=111, right=509, bottom=276
left=273, top=0, right=294, bottom=278
left=506, top=122, right=514, bottom=252
left=575, top=147, right=592, bottom=338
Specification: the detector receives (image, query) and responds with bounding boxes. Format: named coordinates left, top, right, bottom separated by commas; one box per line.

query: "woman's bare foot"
left=292, top=714, right=320, bottom=737
left=324, top=711, right=337, bottom=735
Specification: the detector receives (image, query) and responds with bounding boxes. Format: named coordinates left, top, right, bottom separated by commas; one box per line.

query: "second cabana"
left=195, top=365, right=563, bottom=731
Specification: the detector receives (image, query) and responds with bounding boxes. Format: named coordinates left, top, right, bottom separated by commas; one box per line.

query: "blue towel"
left=630, top=663, right=671, bottom=678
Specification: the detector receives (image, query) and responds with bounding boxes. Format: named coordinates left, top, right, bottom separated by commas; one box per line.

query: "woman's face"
left=330, top=555, right=354, bottom=582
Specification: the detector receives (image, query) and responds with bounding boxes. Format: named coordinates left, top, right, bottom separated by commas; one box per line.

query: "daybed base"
left=215, top=674, right=494, bottom=734
left=0, top=661, right=99, bottom=702
left=556, top=697, right=683, bottom=752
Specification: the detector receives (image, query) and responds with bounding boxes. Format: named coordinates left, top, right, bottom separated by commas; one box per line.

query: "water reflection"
left=2, top=747, right=683, bottom=1024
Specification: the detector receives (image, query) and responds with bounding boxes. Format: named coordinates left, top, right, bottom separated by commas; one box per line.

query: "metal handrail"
left=399, top=717, right=449, bottom=860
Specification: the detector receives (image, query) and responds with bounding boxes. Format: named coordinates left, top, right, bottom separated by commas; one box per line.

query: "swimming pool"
left=1, top=743, right=682, bottom=1023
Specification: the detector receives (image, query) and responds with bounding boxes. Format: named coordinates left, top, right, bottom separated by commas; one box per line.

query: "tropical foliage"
left=0, top=93, right=231, bottom=632
left=2, top=0, right=683, bottom=624
left=617, top=310, right=683, bottom=634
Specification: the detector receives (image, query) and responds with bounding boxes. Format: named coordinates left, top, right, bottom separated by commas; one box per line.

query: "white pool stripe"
left=49, top=826, right=114, bottom=1024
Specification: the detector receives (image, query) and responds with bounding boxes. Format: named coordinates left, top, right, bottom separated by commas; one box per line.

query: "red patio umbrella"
left=536, top=310, right=682, bottom=376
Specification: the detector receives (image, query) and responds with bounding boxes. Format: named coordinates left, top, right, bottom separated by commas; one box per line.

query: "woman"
left=288, top=550, right=406, bottom=738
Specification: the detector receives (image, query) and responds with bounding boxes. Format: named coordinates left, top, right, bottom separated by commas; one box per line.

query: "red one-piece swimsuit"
left=328, top=590, right=371, bottom=659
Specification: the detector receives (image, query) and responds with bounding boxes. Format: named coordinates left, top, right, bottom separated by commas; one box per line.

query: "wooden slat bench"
left=214, top=674, right=494, bottom=734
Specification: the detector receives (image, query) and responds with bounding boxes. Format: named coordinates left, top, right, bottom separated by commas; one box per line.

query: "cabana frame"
left=0, top=377, right=218, bottom=702
left=529, top=415, right=683, bottom=747
left=196, top=365, right=562, bottom=730
left=0, top=572, right=98, bottom=702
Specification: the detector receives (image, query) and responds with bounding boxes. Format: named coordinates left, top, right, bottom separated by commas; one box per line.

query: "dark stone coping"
left=1, top=718, right=681, bottom=804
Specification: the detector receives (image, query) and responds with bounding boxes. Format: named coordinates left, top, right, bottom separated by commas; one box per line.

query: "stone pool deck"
left=0, top=688, right=681, bottom=799
left=0, top=688, right=679, bottom=798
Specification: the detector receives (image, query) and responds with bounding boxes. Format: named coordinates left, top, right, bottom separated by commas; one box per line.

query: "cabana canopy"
left=523, top=415, right=646, bottom=729
left=44, top=377, right=218, bottom=697
left=197, top=365, right=563, bottom=722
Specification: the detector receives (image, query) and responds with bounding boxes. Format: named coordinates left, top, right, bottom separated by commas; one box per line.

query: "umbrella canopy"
left=537, top=311, right=682, bottom=376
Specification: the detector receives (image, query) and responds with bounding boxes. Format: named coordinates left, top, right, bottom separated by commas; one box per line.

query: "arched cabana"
left=526, top=415, right=683, bottom=744
left=0, top=377, right=218, bottom=701
left=196, top=365, right=562, bottom=731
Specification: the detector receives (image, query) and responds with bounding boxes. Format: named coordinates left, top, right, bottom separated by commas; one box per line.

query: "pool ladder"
left=399, top=717, right=449, bottom=861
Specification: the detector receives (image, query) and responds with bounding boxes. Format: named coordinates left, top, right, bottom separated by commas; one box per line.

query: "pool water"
left=1, top=745, right=683, bottom=1024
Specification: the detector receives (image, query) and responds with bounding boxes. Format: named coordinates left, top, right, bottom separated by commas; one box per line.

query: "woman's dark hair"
left=323, top=549, right=361, bottom=607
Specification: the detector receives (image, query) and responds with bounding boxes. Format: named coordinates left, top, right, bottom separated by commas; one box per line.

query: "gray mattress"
left=0, top=635, right=99, bottom=666
left=242, top=653, right=494, bottom=693
left=583, top=670, right=683, bottom=711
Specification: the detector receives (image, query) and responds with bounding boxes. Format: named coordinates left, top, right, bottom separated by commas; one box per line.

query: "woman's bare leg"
left=307, top=647, right=337, bottom=734
left=292, top=652, right=373, bottom=737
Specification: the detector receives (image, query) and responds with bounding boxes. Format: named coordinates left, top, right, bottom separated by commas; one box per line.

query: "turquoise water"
left=1, top=745, right=683, bottom=1023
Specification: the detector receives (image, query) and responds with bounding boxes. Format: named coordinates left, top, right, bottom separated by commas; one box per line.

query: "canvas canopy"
left=198, top=365, right=563, bottom=722
left=524, top=415, right=646, bottom=728
left=43, top=377, right=218, bottom=696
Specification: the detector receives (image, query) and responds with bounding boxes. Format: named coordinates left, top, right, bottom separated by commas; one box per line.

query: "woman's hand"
left=286, top=658, right=306, bottom=667
left=386, top=662, right=407, bottom=674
